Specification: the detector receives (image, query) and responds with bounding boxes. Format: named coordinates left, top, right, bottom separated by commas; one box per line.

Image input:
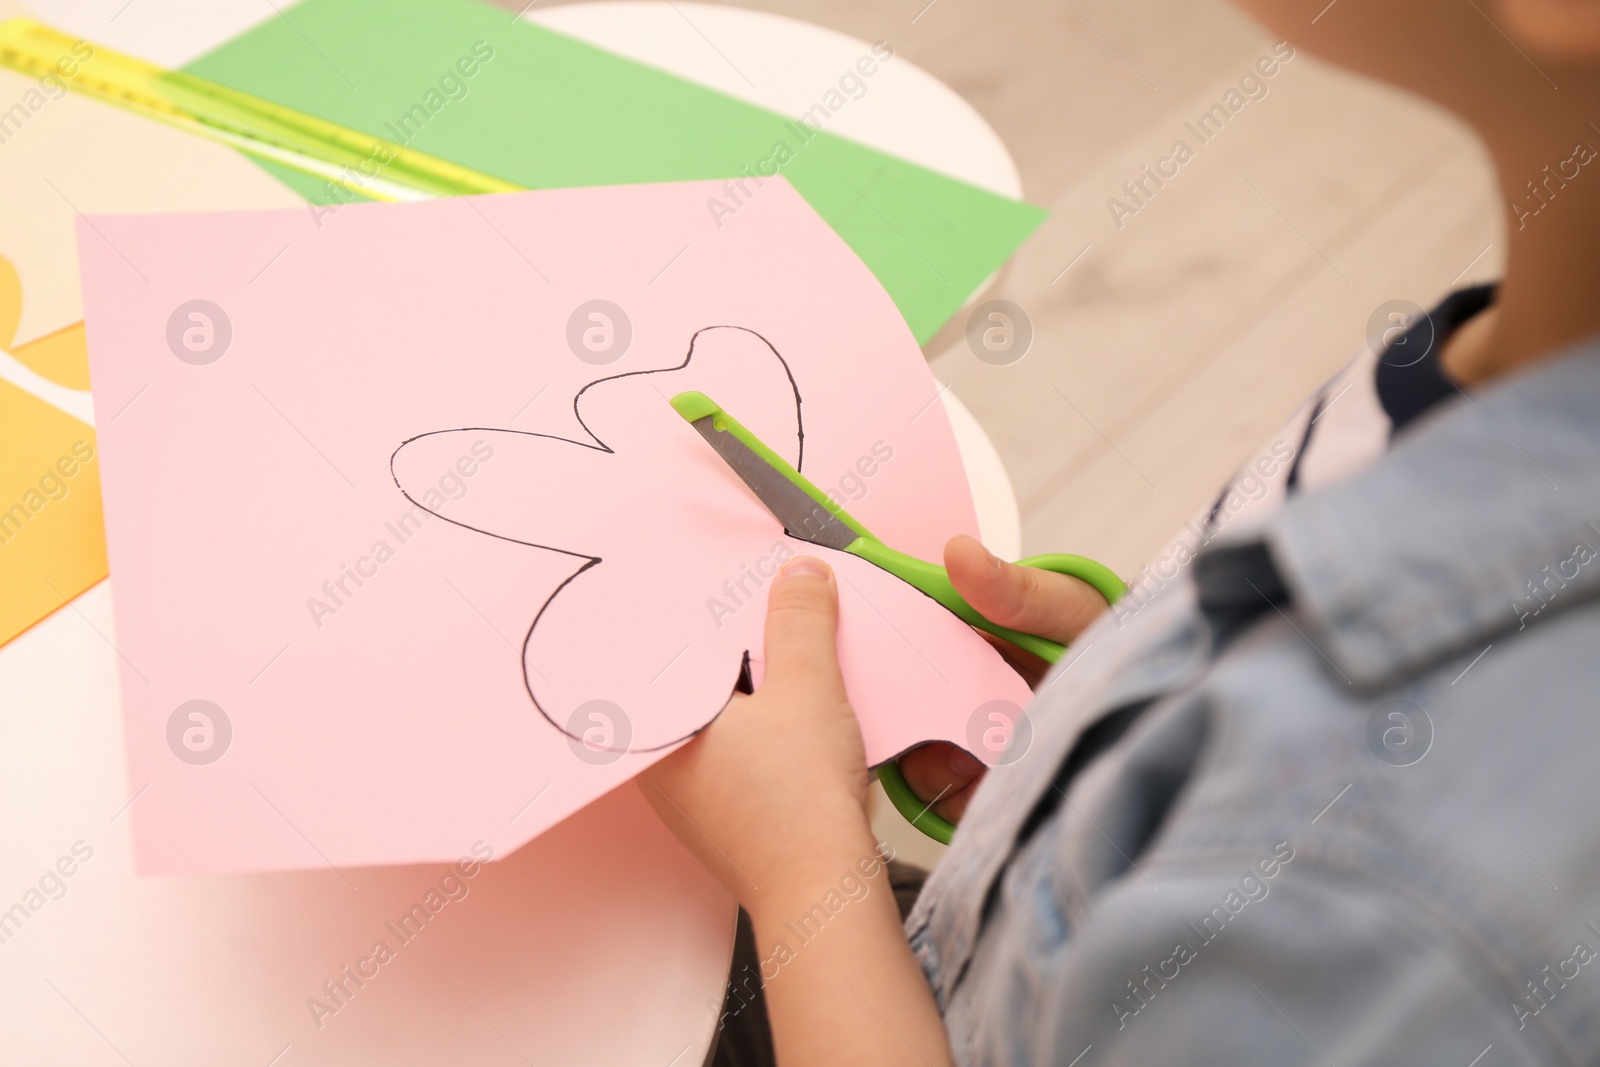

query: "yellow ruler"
left=0, top=17, right=523, bottom=201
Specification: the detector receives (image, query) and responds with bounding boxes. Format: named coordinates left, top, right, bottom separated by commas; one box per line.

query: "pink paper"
left=78, top=178, right=1032, bottom=875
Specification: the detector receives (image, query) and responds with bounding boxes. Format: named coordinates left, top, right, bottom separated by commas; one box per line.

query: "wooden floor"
left=844, top=0, right=1500, bottom=573
left=497, top=0, right=1504, bottom=868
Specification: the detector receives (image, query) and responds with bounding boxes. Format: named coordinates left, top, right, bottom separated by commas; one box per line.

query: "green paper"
left=182, top=0, right=1044, bottom=343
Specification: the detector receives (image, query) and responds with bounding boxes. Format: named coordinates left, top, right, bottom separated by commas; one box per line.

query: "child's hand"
left=639, top=556, right=877, bottom=913
left=642, top=560, right=954, bottom=1067
left=897, top=535, right=1110, bottom=825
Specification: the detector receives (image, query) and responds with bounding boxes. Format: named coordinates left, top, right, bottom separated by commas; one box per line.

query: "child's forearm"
left=638, top=560, right=955, bottom=1063
left=746, top=837, right=954, bottom=1067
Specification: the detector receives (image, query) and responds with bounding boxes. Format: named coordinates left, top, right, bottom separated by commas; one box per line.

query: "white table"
left=1, top=2, right=1024, bottom=1062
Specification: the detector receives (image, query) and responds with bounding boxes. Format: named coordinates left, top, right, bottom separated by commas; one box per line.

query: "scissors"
left=671, top=390, right=1125, bottom=844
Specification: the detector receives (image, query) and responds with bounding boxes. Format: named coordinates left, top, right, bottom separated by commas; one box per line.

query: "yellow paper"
left=0, top=378, right=105, bottom=638
left=0, top=254, right=20, bottom=346
left=0, top=43, right=302, bottom=644
left=10, top=320, right=90, bottom=388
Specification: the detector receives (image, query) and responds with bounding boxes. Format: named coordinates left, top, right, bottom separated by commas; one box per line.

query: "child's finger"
left=760, top=556, right=847, bottom=700
left=944, top=534, right=1109, bottom=647
left=898, top=741, right=987, bottom=824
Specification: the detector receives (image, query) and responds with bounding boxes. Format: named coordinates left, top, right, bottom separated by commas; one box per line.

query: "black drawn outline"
left=388, top=325, right=804, bottom=753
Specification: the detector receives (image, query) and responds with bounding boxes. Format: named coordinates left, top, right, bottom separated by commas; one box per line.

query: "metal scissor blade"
left=685, top=416, right=861, bottom=552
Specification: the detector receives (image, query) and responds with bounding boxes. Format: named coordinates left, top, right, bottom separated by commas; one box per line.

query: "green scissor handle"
left=664, top=387, right=1126, bottom=847
left=872, top=549, right=1125, bottom=845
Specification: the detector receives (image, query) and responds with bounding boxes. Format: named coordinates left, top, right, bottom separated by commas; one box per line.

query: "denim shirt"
left=907, top=336, right=1600, bottom=1065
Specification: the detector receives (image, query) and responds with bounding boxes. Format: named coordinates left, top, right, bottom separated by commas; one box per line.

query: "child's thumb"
left=761, top=556, right=846, bottom=698
left=944, top=534, right=1107, bottom=646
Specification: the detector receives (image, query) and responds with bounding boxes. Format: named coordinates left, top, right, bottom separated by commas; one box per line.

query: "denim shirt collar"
left=1265, top=335, right=1600, bottom=689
